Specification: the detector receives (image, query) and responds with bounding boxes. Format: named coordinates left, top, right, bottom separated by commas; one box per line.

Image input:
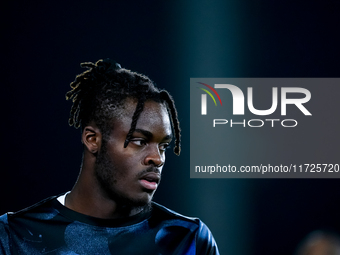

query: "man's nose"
left=144, top=146, right=164, bottom=167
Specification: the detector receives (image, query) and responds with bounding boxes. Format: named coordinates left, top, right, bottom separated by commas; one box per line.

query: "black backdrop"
left=1, top=1, right=340, bottom=254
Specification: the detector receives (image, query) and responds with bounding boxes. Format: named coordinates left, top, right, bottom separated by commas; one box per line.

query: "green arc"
left=199, top=88, right=217, bottom=106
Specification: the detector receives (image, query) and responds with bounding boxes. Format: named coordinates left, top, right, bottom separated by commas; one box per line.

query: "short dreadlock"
left=65, top=58, right=181, bottom=155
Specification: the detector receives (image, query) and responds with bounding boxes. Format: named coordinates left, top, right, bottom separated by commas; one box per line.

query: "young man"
left=0, top=59, right=219, bottom=254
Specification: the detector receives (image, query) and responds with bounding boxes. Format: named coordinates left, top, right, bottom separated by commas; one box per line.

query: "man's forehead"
left=116, top=98, right=171, bottom=134
left=136, top=102, right=171, bottom=132
left=122, top=98, right=167, bottom=117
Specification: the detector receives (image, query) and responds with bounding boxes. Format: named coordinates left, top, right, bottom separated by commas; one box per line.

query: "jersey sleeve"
left=0, top=214, right=11, bottom=255
left=196, top=220, right=220, bottom=255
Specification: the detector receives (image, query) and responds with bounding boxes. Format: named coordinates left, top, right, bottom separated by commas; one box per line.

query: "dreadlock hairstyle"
left=65, top=58, right=181, bottom=155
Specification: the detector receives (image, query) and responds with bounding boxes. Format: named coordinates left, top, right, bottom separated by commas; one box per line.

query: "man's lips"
left=139, top=172, right=160, bottom=191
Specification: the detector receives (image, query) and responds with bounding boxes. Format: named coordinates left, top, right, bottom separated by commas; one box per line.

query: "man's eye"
left=159, top=143, right=170, bottom=152
left=130, top=139, right=146, bottom=146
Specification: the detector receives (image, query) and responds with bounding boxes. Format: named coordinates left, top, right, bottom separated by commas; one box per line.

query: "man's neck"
left=65, top=177, right=148, bottom=219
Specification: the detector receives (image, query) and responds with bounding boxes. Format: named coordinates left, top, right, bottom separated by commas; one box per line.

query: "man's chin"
left=116, top=198, right=152, bottom=216
left=131, top=201, right=152, bottom=215
left=113, top=192, right=153, bottom=212
left=128, top=195, right=153, bottom=210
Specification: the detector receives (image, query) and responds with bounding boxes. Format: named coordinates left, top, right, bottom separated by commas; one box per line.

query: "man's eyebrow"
left=134, top=129, right=173, bottom=140
left=163, top=134, right=173, bottom=141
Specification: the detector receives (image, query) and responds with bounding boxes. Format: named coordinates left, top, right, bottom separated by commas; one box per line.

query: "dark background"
left=1, top=1, right=340, bottom=254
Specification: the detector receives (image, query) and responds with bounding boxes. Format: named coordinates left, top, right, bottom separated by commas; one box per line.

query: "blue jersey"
left=0, top=196, right=219, bottom=254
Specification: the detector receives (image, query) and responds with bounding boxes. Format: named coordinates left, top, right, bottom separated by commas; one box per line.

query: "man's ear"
left=82, top=125, right=102, bottom=154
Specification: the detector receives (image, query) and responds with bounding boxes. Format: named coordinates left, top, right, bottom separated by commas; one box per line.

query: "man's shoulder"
left=0, top=213, right=10, bottom=254
left=151, top=202, right=200, bottom=224
left=151, top=202, right=220, bottom=255
left=6, top=195, right=59, bottom=220
left=151, top=202, right=214, bottom=232
left=0, top=214, right=8, bottom=224
left=0, top=214, right=9, bottom=234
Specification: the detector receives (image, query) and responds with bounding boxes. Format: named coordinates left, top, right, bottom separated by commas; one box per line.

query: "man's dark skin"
left=65, top=98, right=172, bottom=219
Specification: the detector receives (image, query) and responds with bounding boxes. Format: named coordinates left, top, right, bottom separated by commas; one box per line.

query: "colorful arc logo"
left=197, top=82, right=222, bottom=115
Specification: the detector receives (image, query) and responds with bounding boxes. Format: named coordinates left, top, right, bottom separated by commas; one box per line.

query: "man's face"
left=94, top=98, right=172, bottom=208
